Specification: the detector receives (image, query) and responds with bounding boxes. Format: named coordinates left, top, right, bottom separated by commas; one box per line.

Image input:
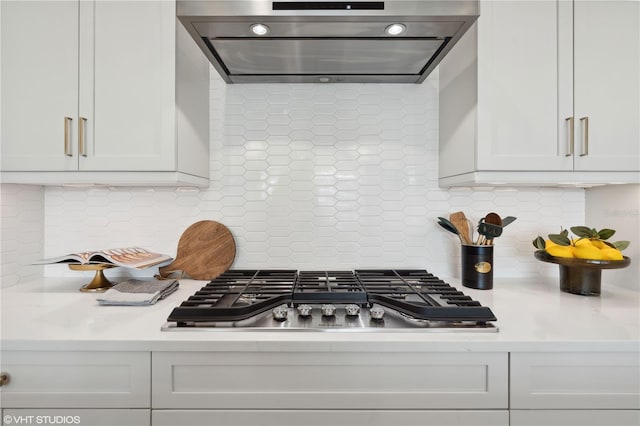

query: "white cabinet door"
left=153, top=410, right=509, bottom=426
left=1, top=1, right=78, bottom=171
left=572, top=0, right=640, bottom=171
left=0, top=351, right=151, bottom=408
left=152, top=351, right=508, bottom=409
left=510, top=352, right=640, bottom=409
left=511, top=410, right=640, bottom=426
left=3, top=409, right=150, bottom=426
left=475, top=0, right=571, bottom=172
left=79, top=1, right=177, bottom=172
left=439, top=0, right=572, bottom=180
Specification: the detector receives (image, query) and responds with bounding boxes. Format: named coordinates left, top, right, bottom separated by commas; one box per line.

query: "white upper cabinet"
left=476, top=0, right=566, bottom=171
left=78, top=1, right=177, bottom=172
left=439, top=0, right=640, bottom=187
left=1, top=1, right=79, bottom=172
left=1, top=1, right=210, bottom=187
left=572, top=1, right=640, bottom=171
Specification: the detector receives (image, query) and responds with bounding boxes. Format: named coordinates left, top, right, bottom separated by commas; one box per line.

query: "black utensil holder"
left=461, top=245, right=494, bottom=290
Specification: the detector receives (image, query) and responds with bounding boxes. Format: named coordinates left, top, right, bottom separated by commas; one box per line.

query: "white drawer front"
left=152, top=409, right=510, bottom=426
left=511, top=352, right=640, bottom=409
left=152, top=351, right=508, bottom=409
left=0, top=351, right=150, bottom=408
left=2, top=409, right=150, bottom=426
left=510, top=409, right=640, bottom=426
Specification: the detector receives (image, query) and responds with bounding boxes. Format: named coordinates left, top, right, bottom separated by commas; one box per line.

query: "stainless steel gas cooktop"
left=162, top=269, right=498, bottom=332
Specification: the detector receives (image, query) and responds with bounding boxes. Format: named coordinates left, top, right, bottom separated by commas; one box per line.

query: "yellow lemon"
left=546, top=245, right=574, bottom=258
left=590, top=240, right=607, bottom=249
left=574, top=244, right=605, bottom=260
left=573, top=238, right=593, bottom=248
left=545, top=239, right=557, bottom=248
left=601, top=248, right=624, bottom=260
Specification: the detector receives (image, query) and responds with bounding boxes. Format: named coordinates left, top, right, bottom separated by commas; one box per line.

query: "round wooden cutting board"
left=159, top=220, right=236, bottom=280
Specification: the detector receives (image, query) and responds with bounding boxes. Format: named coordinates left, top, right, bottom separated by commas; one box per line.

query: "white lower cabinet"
left=152, top=351, right=508, bottom=410
left=3, top=349, right=639, bottom=426
left=2, top=409, right=150, bottom=426
left=510, top=410, right=640, bottom=426
left=0, top=351, right=150, bottom=408
left=510, top=352, right=640, bottom=426
left=510, top=352, right=640, bottom=409
left=152, top=409, right=509, bottom=426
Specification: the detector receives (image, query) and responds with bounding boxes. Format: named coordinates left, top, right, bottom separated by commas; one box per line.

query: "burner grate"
left=355, top=269, right=497, bottom=323
left=293, top=270, right=368, bottom=305
left=166, top=270, right=297, bottom=324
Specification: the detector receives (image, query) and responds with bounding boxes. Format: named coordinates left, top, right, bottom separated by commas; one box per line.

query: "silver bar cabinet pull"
left=565, top=117, right=574, bottom=157
left=579, top=116, right=589, bottom=156
left=64, top=116, right=73, bottom=156
left=78, top=116, right=88, bottom=157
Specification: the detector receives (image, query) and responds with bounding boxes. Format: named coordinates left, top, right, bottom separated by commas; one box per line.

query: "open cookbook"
left=34, top=247, right=172, bottom=269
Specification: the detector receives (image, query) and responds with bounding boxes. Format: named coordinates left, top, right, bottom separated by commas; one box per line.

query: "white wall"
left=40, top=70, right=586, bottom=281
left=0, top=184, right=44, bottom=287
left=586, top=184, right=640, bottom=290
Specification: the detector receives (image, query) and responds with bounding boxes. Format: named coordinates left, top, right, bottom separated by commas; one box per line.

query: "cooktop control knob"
left=272, top=304, right=289, bottom=321
left=321, top=304, right=336, bottom=317
left=296, top=304, right=313, bottom=317
left=345, top=304, right=361, bottom=316
left=370, top=306, right=385, bottom=320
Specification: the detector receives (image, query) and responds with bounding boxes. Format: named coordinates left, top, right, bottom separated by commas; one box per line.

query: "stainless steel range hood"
left=177, top=0, right=479, bottom=83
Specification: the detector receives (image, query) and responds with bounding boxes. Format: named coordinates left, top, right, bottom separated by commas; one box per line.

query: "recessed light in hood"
left=250, top=23, right=271, bottom=35
left=177, top=0, right=479, bottom=84
left=385, top=23, right=406, bottom=36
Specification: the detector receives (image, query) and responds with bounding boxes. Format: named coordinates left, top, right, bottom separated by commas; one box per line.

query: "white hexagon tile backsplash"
left=42, top=70, right=585, bottom=280
left=1, top=184, right=45, bottom=287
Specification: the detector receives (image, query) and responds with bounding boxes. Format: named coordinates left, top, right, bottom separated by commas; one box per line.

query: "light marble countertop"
left=1, top=275, right=639, bottom=352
